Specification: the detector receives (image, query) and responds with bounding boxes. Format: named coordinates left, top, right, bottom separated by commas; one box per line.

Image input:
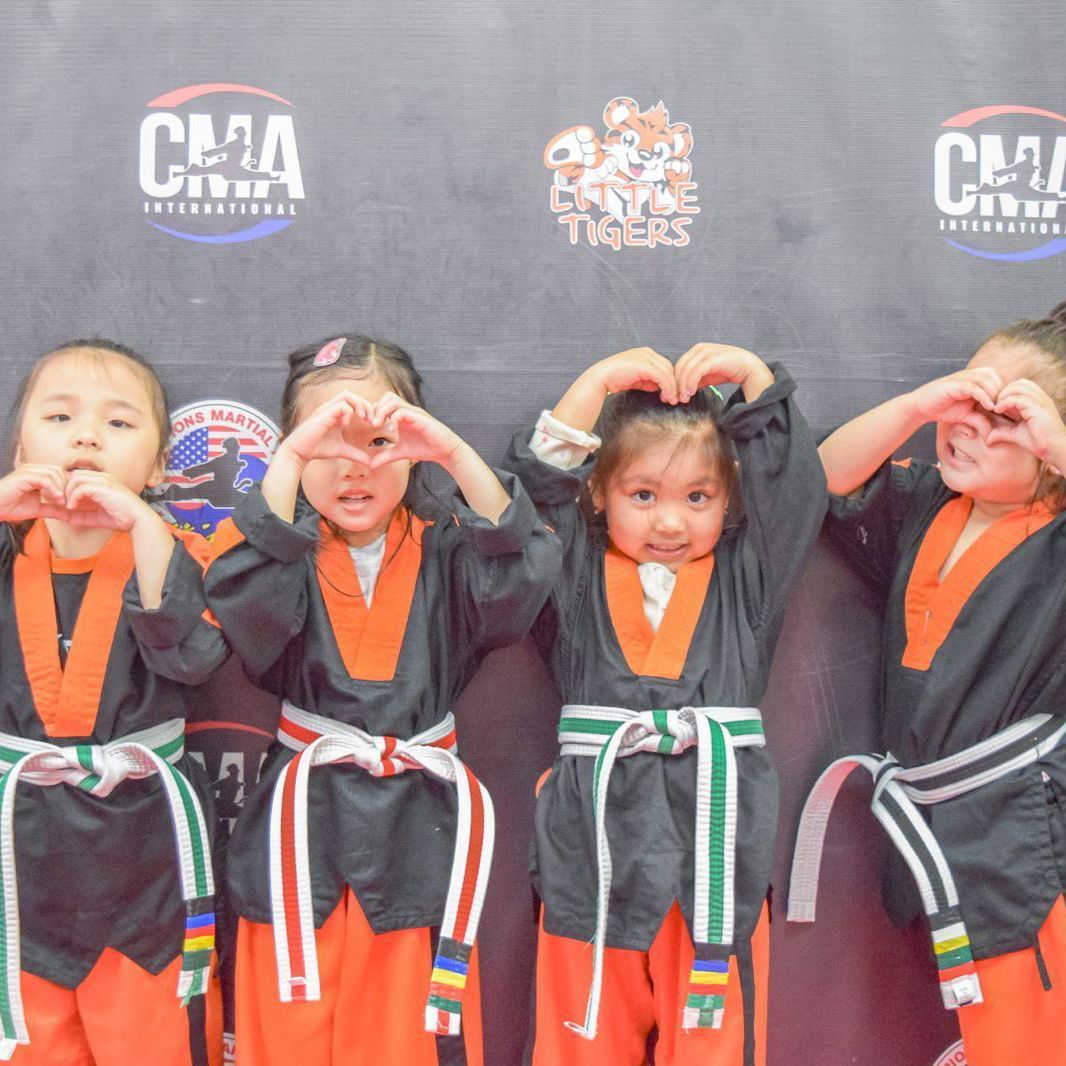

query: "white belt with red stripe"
left=271, top=702, right=494, bottom=1036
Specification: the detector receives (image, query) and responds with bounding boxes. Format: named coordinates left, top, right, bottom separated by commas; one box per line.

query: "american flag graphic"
left=155, top=402, right=278, bottom=536
left=166, top=425, right=267, bottom=488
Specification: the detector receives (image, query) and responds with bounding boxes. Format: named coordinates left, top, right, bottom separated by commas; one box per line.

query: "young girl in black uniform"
left=504, top=343, right=825, bottom=1065
left=790, top=306, right=1066, bottom=1065
left=0, top=339, right=226, bottom=1065
left=205, top=335, right=559, bottom=1066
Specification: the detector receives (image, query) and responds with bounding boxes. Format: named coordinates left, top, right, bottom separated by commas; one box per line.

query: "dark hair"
left=584, top=386, right=738, bottom=525
left=987, top=301, right=1066, bottom=512
left=280, top=335, right=424, bottom=435
left=6, top=338, right=170, bottom=553
left=280, top=334, right=431, bottom=521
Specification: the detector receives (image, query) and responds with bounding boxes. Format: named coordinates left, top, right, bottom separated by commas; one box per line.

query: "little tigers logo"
left=545, top=96, right=699, bottom=249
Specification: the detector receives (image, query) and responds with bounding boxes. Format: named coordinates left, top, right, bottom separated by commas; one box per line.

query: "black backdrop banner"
left=3, top=2, right=1065, bottom=1062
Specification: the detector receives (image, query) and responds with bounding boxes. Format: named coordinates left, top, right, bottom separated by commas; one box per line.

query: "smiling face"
left=593, top=429, right=728, bottom=571
left=935, top=339, right=1044, bottom=507
left=294, top=372, right=412, bottom=546
left=17, top=349, right=166, bottom=494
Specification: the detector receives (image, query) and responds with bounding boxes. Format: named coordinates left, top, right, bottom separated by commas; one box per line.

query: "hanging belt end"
left=685, top=951, right=729, bottom=1030
left=0, top=1037, right=23, bottom=1061
left=932, top=914, right=982, bottom=1009
left=425, top=1003, right=462, bottom=1036
left=426, top=942, right=469, bottom=1035
left=786, top=899, right=816, bottom=923
left=563, top=1019, right=597, bottom=1041
left=682, top=1001, right=725, bottom=1031
left=940, top=971, right=983, bottom=1009
left=279, top=974, right=319, bottom=1003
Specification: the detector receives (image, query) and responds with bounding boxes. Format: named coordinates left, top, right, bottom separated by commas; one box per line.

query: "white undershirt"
left=529, top=411, right=676, bottom=632
left=346, top=532, right=387, bottom=606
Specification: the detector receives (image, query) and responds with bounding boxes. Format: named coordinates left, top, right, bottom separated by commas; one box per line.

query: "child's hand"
left=988, top=378, right=1066, bottom=463
left=0, top=465, right=70, bottom=522
left=908, top=368, right=1003, bottom=424
left=366, top=393, right=465, bottom=470
left=62, top=470, right=160, bottom=530
left=586, top=348, right=679, bottom=404
left=278, top=391, right=376, bottom=467
left=675, top=344, right=773, bottom=402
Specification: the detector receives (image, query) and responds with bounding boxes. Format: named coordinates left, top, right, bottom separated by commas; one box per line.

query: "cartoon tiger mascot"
left=544, top=97, right=694, bottom=219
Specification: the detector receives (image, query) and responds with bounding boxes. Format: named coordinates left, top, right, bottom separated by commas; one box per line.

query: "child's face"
left=18, top=350, right=165, bottom=495
left=935, top=339, right=1043, bottom=506
left=296, top=373, right=412, bottom=546
left=593, top=434, right=727, bottom=571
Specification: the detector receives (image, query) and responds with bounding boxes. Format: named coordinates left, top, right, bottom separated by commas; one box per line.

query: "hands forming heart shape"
left=591, top=343, right=774, bottom=405
left=285, top=390, right=463, bottom=471
left=913, top=366, right=1066, bottom=461
left=0, top=465, right=152, bottom=529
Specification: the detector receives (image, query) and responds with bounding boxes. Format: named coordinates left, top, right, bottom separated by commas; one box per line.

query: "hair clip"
left=313, top=337, right=347, bottom=367
left=706, top=385, right=724, bottom=402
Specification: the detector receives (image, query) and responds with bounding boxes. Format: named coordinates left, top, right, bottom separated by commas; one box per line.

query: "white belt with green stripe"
left=788, top=713, right=1066, bottom=1013
left=556, top=704, right=765, bottom=1041
left=0, top=719, right=215, bottom=1060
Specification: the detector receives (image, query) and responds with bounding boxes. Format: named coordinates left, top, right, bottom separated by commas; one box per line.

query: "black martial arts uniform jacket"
left=204, top=474, right=560, bottom=931
left=827, top=458, right=1066, bottom=959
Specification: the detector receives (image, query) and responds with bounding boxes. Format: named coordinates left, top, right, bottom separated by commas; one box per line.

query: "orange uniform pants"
left=957, top=895, right=1066, bottom=1066
left=235, top=888, right=483, bottom=1066
left=10, top=946, right=222, bottom=1066
left=533, top=901, right=769, bottom=1066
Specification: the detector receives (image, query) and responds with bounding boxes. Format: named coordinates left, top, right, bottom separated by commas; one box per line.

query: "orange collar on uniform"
left=903, top=495, right=1055, bottom=671
left=604, top=546, right=714, bottom=680
left=315, top=510, right=425, bottom=682
left=14, top=521, right=135, bottom=737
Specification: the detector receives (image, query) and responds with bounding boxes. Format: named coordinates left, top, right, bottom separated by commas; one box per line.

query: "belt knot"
left=623, top=708, right=700, bottom=755
left=368, top=734, right=417, bottom=777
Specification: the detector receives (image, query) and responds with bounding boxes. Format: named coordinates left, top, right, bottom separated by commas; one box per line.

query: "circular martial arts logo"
left=933, top=105, right=1066, bottom=261
left=139, top=83, right=305, bottom=243
left=152, top=399, right=279, bottom=536
left=933, top=1040, right=966, bottom=1065
left=545, top=96, right=700, bottom=249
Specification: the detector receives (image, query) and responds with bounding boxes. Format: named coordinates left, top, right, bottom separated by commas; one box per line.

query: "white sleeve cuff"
left=528, top=410, right=602, bottom=471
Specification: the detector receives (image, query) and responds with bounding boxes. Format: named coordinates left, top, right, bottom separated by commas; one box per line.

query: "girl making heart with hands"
left=0, top=340, right=227, bottom=1065
left=793, top=305, right=1066, bottom=1065
left=505, top=342, right=824, bottom=1065
left=205, top=334, right=559, bottom=1066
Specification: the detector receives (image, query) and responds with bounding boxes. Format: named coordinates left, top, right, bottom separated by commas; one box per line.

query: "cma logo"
left=139, top=83, right=305, bottom=244
left=934, top=134, right=1065, bottom=217
left=933, top=105, right=1066, bottom=262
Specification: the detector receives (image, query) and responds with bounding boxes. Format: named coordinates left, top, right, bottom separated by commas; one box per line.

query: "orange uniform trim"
left=316, top=511, right=426, bottom=682
left=604, top=547, right=714, bottom=680
left=205, top=516, right=246, bottom=561
left=14, top=522, right=134, bottom=738
left=169, top=527, right=221, bottom=628
left=902, top=497, right=1054, bottom=671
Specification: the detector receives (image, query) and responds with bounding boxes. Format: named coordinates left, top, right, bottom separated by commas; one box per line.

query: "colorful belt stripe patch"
left=271, top=703, right=494, bottom=1038
left=556, top=704, right=765, bottom=1042
left=684, top=946, right=731, bottom=1030
left=931, top=908, right=980, bottom=1008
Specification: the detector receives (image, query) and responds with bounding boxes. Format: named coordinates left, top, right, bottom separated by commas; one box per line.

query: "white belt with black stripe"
left=788, top=713, right=1066, bottom=1011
